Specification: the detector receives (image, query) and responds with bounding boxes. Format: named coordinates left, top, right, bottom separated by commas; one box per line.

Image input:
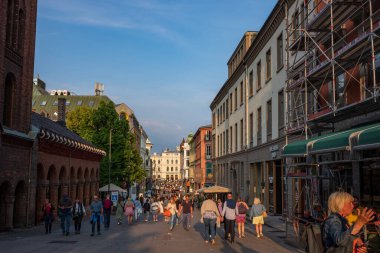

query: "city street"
left=0, top=209, right=303, bottom=253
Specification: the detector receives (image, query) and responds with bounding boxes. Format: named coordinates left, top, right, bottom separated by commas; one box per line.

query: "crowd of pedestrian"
left=40, top=189, right=380, bottom=253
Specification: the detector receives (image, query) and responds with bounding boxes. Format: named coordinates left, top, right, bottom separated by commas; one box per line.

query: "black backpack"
left=238, top=203, right=247, bottom=214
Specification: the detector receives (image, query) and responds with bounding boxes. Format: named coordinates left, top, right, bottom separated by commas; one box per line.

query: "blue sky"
left=34, top=0, right=277, bottom=152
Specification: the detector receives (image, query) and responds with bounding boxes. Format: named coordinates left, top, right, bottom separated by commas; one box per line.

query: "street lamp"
left=108, top=128, right=112, bottom=194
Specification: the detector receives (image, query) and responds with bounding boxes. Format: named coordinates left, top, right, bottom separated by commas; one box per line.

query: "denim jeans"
left=182, top=213, right=191, bottom=229
left=92, top=213, right=101, bottom=234
left=104, top=208, right=111, bottom=228
left=169, top=214, right=177, bottom=230
left=62, top=213, right=72, bottom=234
left=204, top=218, right=216, bottom=241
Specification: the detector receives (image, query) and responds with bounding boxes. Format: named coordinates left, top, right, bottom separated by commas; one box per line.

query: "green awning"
left=311, top=123, right=380, bottom=153
left=355, top=124, right=380, bottom=150
left=282, top=136, right=320, bottom=157
left=283, top=122, right=380, bottom=156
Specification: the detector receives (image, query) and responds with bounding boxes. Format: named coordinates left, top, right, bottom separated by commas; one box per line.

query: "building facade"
left=0, top=0, right=38, bottom=230
left=151, top=149, right=181, bottom=181
left=283, top=0, right=380, bottom=230
left=190, top=125, right=213, bottom=189
left=211, top=2, right=287, bottom=214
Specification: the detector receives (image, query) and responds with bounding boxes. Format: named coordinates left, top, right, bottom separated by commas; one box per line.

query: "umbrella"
left=196, top=185, right=231, bottom=194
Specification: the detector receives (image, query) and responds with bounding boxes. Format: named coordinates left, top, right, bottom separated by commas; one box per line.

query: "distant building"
left=151, top=149, right=181, bottom=181
left=189, top=125, right=213, bottom=189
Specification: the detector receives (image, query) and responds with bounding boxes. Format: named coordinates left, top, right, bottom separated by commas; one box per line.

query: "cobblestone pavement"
left=0, top=209, right=304, bottom=253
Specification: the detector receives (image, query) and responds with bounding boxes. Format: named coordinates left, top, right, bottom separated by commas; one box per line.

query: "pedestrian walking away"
left=72, top=198, right=86, bottom=234
left=249, top=197, right=266, bottom=239
left=134, top=197, right=143, bottom=222
left=116, top=196, right=124, bottom=225
left=179, top=195, right=193, bottom=231
left=236, top=197, right=249, bottom=238
left=103, top=195, right=113, bottom=229
left=58, top=194, right=73, bottom=236
left=143, top=199, right=150, bottom=222
left=90, top=195, right=103, bottom=236
left=42, top=198, right=54, bottom=234
left=124, top=197, right=135, bottom=225
left=221, top=193, right=238, bottom=243
left=201, top=194, right=221, bottom=245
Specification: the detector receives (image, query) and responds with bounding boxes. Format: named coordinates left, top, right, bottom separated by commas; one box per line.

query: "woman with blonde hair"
left=323, top=191, right=374, bottom=253
left=249, top=197, right=266, bottom=238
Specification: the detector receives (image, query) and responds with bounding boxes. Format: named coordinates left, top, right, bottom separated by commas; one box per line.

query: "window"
left=158, top=160, right=160, bottom=164
left=3, top=74, right=15, bottom=127
left=249, top=71, right=253, bottom=97
left=167, top=167, right=169, bottom=172
left=226, top=129, right=229, bottom=153
left=240, top=81, right=244, bottom=106
left=234, top=87, right=237, bottom=110
left=88, top=101, right=95, bottom=107
left=77, top=100, right=83, bottom=106
left=226, top=98, right=229, bottom=119
left=257, top=107, right=262, bottom=145
left=40, top=101, right=47, bottom=106
left=171, top=167, right=173, bottom=172
left=249, top=113, right=253, bottom=146
left=267, top=100, right=272, bottom=141
left=266, top=49, right=271, bottom=81
left=175, top=167, right=178, bottom=171
left=229, top=93, right=233, bottom=114
left=240, top=119, right=244, bottom=149
left=212, top=112, right=215, bottom=129
left=171, top=160, right=173, bottom=164
left=278, top=90, right=285, bottom=137
left=277, top=33, right=283, bottom=70
left=186, top=160, right=190, bottom=167
left=167, top=160, right=169, bottom=164
left=230, top=126, right=233, bottom=153
left=235, top=123, right=238, bottom=151
left=175, top=160, right=178, bottom=164
left=222, top=102, right=225, bottom=121
left=257, top=61, right=262, bottom=91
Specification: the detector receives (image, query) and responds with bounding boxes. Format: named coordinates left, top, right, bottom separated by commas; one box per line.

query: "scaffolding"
left=284, top=0, right=380, bottom=247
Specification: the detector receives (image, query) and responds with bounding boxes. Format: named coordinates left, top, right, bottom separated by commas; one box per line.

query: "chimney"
left=57, top=98, right=66, bottom=127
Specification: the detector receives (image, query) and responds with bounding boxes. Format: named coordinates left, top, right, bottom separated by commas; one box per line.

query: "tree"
left=66, top=101, right=145, bottom=188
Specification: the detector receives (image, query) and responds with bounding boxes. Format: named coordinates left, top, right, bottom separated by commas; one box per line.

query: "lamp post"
left=108, top=128, right=112, bottom=194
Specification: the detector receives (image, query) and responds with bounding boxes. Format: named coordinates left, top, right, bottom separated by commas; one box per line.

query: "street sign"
left=111, top=191, right=118, bottom=205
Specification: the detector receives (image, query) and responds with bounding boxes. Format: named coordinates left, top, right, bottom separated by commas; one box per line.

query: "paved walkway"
left=0, top=209, right=304, bottom=253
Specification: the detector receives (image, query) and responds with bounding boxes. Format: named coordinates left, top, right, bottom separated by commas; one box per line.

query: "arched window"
left=166, top=167, right=169, bottom=172
left=3, top=73, right=15, bottom=127
left=171, top=167, right=173, bottom=172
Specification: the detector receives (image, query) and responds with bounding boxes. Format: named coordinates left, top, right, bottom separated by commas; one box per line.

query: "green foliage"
left=66, top=101, right=145, bottom=188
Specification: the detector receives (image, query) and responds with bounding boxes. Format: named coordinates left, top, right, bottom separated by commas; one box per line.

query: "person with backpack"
left=143, top=199, right=150, bottom=222
left=323, top=191, right=375, bottom=253
left=201, top=194, right=221, bottom=245
left=72, top=198, right=86, bottom=234
left=221, top=193, right=238, bottom=243
left=236, top=197, right=249, bottom=238
left=249, top=197, right=266, bottom=239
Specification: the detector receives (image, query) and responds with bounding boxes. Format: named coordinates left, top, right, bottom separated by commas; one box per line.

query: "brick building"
left=189, top=125, right=213, bottom=189
left=0, top=0, right=38, bottom=230
left=0, top=0, right=105, bottom=230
